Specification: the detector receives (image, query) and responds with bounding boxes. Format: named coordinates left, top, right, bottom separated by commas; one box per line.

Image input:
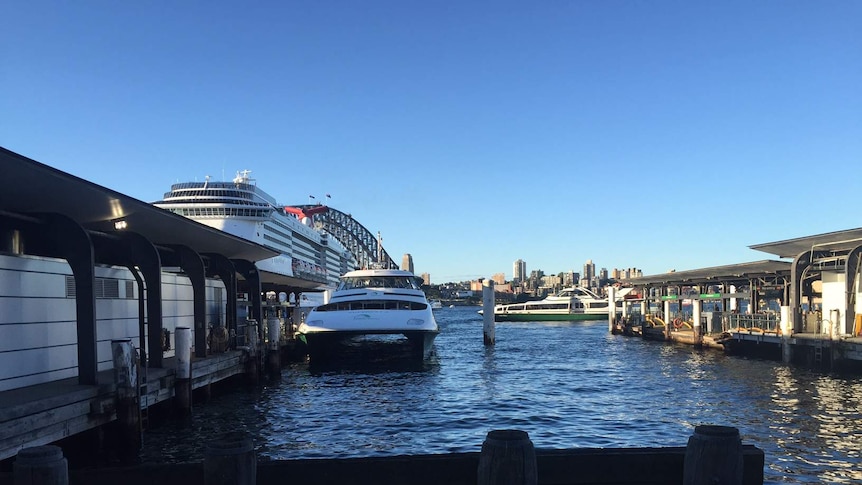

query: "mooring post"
left=13, top=445, right=69, bottom=485
left=477, top=429, right=538, bottom=485
left=607, top=285, right=616, bottom=333
left=266, top=315, right=281, bottom=376
left=683, top=425, right=743, bottom=485
left=111, top=339, right=141, bottom=461
left=482, top=279, right=495, bottom=346
left=175, top=327, right=192, bottom=418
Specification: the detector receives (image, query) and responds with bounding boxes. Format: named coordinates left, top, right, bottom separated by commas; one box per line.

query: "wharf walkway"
left=0, top=349, right=256, bottom=463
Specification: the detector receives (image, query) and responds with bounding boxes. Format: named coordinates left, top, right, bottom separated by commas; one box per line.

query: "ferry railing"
left=722, top=313, right=780, bottom=333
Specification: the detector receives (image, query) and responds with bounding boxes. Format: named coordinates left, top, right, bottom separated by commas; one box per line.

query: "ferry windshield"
left=339, top=276, right=421, bottom=290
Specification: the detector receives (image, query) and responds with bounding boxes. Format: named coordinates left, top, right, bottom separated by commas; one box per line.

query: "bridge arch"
left=293, top=205, right=398, bottom=271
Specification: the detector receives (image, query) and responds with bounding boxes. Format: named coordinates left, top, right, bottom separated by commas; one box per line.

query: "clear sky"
left=3, top=1, right=860, bottom=283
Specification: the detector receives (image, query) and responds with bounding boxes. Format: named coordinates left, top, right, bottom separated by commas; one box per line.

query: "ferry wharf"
left=614, top=229, right=862, bottom=372
left=0, top=148, right=319, bottom=464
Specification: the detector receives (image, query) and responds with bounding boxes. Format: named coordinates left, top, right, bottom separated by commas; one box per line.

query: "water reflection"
left=137, top=308, right=862, bottom=483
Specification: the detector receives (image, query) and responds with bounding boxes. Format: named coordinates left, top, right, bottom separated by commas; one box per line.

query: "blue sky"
left=3, top=1, right=860, bottom=283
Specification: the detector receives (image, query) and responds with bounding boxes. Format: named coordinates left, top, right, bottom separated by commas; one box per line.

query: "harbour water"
left=140, top=307, right=861, bottom=484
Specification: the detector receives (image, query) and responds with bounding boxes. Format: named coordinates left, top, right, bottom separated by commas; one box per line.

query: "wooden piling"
left=245, top=319, right=261, bottom=384
left=111, top=339, right=141, bottom=461
left=607, top=286, right=616, bottom=333
left=266, top=317, right=281, bottom=376
left=175, top=327, right=192, bottom=418
left=482, top=280, right=495, bottom=346
left=477, top=429, right=537, bottom=485
left=13, top=445, right=68, bottom=485
left=683, top=425, right=743, bottom=485
left=204, top=431, right=256, bottom=485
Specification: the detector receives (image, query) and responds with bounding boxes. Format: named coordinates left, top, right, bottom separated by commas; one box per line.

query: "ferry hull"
left=299, top=330, right=438, bottom=361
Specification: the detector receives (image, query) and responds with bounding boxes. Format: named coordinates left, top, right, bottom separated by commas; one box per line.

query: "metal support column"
left=170, top=245, right=207, bottom=358
left=122, top=232, right=164, bottom=368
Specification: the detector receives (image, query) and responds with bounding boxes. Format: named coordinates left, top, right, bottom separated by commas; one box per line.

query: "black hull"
left=300, top=330, right=438, bottom=363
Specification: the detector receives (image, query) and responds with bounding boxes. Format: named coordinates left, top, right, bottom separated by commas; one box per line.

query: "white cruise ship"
left=153, top=170, right=355, bottom=289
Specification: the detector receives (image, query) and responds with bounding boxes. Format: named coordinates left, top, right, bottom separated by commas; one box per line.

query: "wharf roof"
left=624, top=260, right=791, bottom=286
left=749, top=228, right=862, bottom=259
left=1, top=146, right=278, bottom=263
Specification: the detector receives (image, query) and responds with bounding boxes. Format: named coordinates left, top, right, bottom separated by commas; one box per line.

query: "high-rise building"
left=402, top=253, right=414, bottom=274
left=492, top=273, right=506, bottom=285
left=513, top=259, right=526, bottom=283
left=420, top=272, right=431, bottom=285
left=583, top=260, right=595, bottom=284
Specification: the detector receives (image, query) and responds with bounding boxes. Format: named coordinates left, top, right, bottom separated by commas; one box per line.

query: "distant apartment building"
left=562, top=271, right=579, bottom=287
left=420, top=272, right=431, bottom=285
left=583, top=260, right=595, bottom=284
left=540, top=274, right=562, bottom=291
left=528, top=270, right=544, bottom=291
left=470, top=277, right=511, bottom=293
left=513, top=259, right=526, bottom=284
left=492, top=273, right=506, bottom=285
left=611, top=267, right=642, bottom=279
left=402, top=253, right=414, bottom=274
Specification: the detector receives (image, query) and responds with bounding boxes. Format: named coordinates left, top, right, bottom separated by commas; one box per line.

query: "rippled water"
left=141, top=307, right=862, bottom=484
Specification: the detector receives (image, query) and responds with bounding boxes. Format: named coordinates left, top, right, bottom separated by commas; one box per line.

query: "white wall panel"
left=0, top=321, right=77, bottom=352
left=0, top=346, right=78, bottom=381
left=0, top=298, right=77, bottom=324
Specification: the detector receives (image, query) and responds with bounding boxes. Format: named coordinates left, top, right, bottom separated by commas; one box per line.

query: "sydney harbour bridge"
left=292, top=204, right=398, bottom=271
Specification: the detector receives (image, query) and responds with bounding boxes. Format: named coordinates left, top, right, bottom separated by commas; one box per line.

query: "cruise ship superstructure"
left=154, top=170, right=355, bottom=290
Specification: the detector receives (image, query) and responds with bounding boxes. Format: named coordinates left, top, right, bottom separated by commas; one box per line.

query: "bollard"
left=175, top=327, right=192, bottom=417
left=13, top=446, right=68, bottom=485
left=683, top=425, right=743, bottom=485
left=204, top=432, right=257, bottom=485
left=482, top=280, right=495, bottom=346
left=477, top=429, right=537, bottom=485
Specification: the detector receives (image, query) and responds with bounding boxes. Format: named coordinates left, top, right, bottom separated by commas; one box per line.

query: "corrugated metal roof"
left=624, top=260, right=791, bottom=286
left=749, top=228, right=862, bottom=259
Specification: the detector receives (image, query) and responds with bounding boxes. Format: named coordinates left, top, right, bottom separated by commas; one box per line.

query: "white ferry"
left=297, top=268, right=439, bottom=360
left=154, top=170, right=355, bottom=289
left=485, top=286, right=633, bottom=322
